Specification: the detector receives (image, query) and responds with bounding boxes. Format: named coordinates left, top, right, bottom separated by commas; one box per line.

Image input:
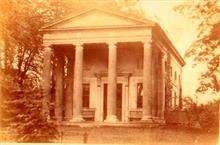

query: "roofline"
left=155, top=24, right=185, bottom=66
left=40, top=24, right=153, bottom=32
left=40, top=8, right=184, bottom=66
left=40, top=7, right=156, bottom=30
left=41, top=8, right=96, bottom=30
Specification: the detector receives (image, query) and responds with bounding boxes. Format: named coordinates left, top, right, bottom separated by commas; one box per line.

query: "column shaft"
left=71, top=44, right=84, bottom=122
left=64, top=55, right=74, bottom=120
left=157, top=53, right=162, bottom=118
left=151, top=49, right=157, bottom=117
left=160, top=53, right=166, bottom=119
left=54, top=53, right=64, bottom=121
left=142, top=42, right=153, bottom=122
left=42, top=45, right=52, bottom=119
left=105, top=42, right=118, bottom=122
left=0, top=66, right=2, bottom=122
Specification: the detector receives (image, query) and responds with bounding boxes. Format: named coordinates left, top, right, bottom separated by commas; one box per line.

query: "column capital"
left=97, top=77, right=101, bottom=87
left=107, top=42, right=117, bottom=47
left=160, top=51, right=167, bottom=60
left=73, top=43, right=84, bottom=48
left=43, top=44, right=52, bottom=50
left=141, top=40, right=152, bottom=46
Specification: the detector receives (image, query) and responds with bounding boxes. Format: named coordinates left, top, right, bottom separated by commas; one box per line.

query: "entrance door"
left=116, top=84, right=122, bottom=121
left=103, top=83, right=123, bottom=121
left=103, top=84, right=107, bottom=120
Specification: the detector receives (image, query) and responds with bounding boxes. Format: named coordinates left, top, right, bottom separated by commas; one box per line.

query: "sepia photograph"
left=0, top=0, right=219, bottom=144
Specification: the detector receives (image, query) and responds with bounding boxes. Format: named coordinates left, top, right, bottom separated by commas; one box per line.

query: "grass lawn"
left=1, top=125, right=218, bottom=144
left=59, top=125, right=219, bottom=145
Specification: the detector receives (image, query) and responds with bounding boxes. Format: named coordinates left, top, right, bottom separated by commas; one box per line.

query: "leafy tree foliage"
left=183, top=97, right=219, bottom=132
left=1, top=73, right=58, bottom=142
left=0, top=0, right=61, bottom=142
left=175, top=0, right=220, bottom=93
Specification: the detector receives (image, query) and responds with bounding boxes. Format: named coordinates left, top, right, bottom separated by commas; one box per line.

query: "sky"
left=139, top=0, right=219, bottom=104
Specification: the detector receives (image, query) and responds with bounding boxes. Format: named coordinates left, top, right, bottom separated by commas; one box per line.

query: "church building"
left=40, top=8, right=185, bottom=124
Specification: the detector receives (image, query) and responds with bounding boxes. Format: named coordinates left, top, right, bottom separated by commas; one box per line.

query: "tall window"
left=175, top=71, right=177, bottom=81
left=165, top=61, right=167, bottom=71
left=83, top=83, right=90, bottom=108
left=174, top=92, right=177, bottom=107
left=169, top=92, right=173, bottom=109
left=170, top=66, right=173, bottom=76
left=137, top=83, right=143, bottom=108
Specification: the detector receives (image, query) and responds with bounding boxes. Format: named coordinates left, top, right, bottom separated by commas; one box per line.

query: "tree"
left=182, top=96, right=219, bottom=132
left=174, top=0, right=220, bottom=93
left=1, top=73, right=58, bottom=142
left=0, top=0, right=64, bottom=142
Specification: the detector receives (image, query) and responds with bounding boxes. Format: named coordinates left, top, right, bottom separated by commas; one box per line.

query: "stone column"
left=64, top=55, right=74, bottom=120
left=105, top=42, right=118, bottom=123
left=157, top=51, right=166, bottom=122
left=160, top=52, right=166, bottom=120
left=151, top=48, right=157, bottom=118
left=0, top=53, right=2, bottom=122
left=42, top=45, right=52, bottom=119
left=71, top=44, right=84, bottom=122
left=54, top=52, right=64, bottom=121
left=141, top=41, right=153, bottom=122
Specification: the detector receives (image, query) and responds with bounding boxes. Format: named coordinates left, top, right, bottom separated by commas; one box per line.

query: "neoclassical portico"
left=40, top=8, right=184, bottom=124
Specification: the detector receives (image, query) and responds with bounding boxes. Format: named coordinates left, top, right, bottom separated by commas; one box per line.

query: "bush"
left=198, top=101, right=219, bottom=132
left=1, top=73, right=58, bottom=142
left=183, top=97, right=219, bottom=132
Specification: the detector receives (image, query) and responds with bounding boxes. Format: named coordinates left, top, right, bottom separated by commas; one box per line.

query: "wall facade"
left=41, top=8, right=184, bottom=124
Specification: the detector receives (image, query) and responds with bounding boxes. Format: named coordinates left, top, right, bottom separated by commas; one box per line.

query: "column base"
left=104, top=115, right=118, bottom=123
left=64, top=117, right=72, bottom=121
left=46, top=115, right=51, bottom=120
left=151, top=117, right=165, bottom=124
left=55, top=117, right=63, bottom=122
left=141, top=116, right=153, bottom=123
left=70, top=116, right=85, bottom=122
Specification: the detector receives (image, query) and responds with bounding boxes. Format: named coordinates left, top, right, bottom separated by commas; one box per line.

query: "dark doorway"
left=116, top=84, right=122, bottom=121
left=103, top=84, right=107, bottom=120
left=103, top=83, right=123, bottom=121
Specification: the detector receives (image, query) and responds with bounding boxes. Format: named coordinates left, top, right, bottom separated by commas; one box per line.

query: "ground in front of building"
left=1, top=125, right=218, bottom=144
left=59, top=125, right=218, bottom=144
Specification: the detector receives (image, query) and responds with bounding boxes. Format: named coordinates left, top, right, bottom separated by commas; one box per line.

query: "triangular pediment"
left=42, top=8, right=155, bottom=30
